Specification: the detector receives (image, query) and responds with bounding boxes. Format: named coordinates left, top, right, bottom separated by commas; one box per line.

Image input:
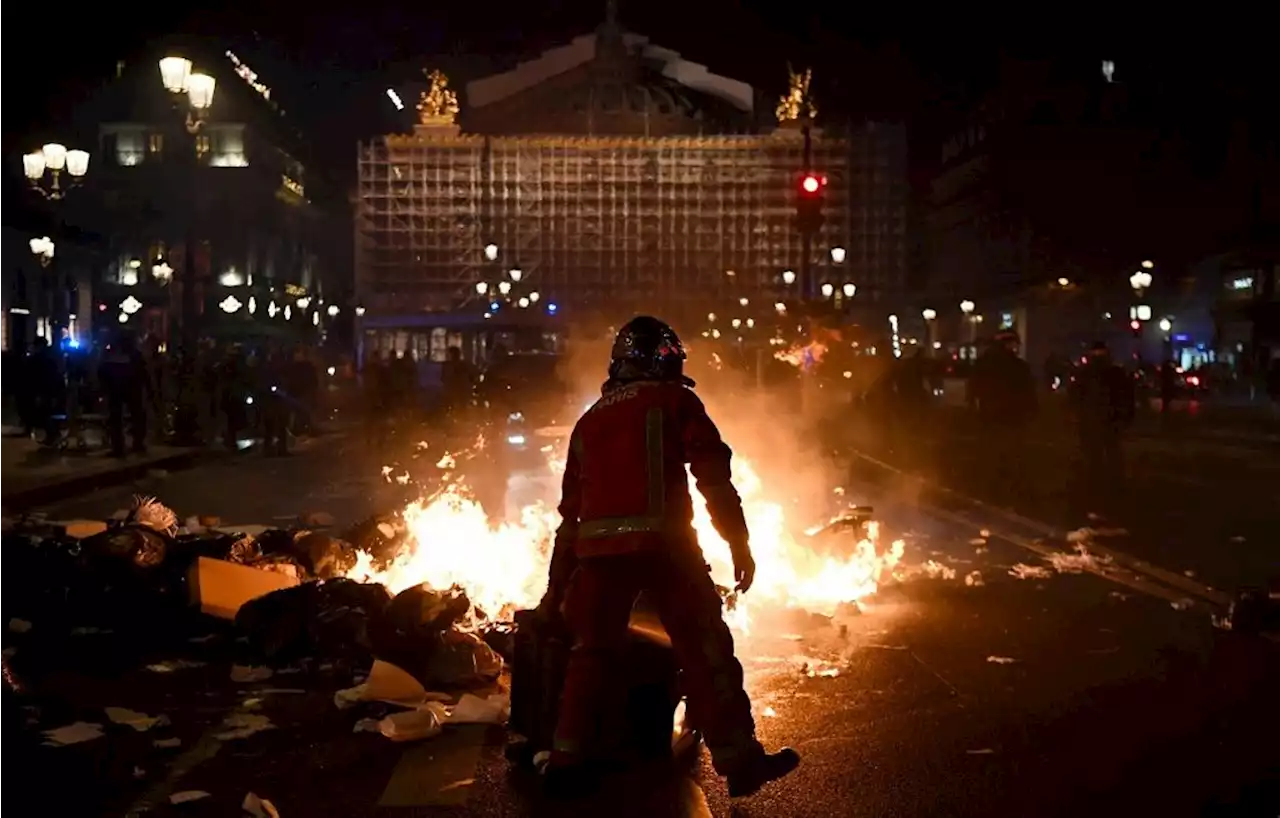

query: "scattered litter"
left=334, top=660, right=451, bottom=710
left=1047, top=544, right=1112, bottom=574
left=169, top=791, right=211, bottom=805
left=986, top=656, right=1017, bottom=665
left=105, top=707, right=169, bottom=732
left=448, top=693, right=510, bottom=725
left=921, top=560, right=956, bottom=581
left=242, top=698, right=264, bottom=709
left=353, top=718, right=381, bottom=733
left=188, top=634, right=217, bottom=644
left=154, top=737, right=182, bottom=748
left=1008, top=564, right=1052, bottom=580
left=8, top=618, right=32, bottom=634
left=440, top=778, right=474, bottom=793
left=761, top=706, right=778, bottom=718
left=1170, top=598, right=1194, bottom=612
left=243, top=792, right=281, bottom=818
left=966, top=748, right=996, bottom=755
left=146, top=659, right=206, bottom=673
left=964, top=571, right=984, bottom=588
left=801, top=658, right=842, bottom=678
left=214, top=712, right=275, bottom=741
left=1065, top=528, right=1094, bottom=543
left=231, top=665, right=274, bottom=683
left=379, top=703, right=448, bottom=741
left=70, top=626, right=113, bottom=635
left=968, top=538, right=987, bottom=546
left=43, top=722, right=104, bottom=746
left=1184, top=570, right=1196, bottom=578
left=1109, top=591, right=1129, bottom=601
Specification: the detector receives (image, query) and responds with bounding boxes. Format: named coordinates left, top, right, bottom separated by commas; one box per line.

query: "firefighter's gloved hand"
left=731, top=544, right=756, bottom=594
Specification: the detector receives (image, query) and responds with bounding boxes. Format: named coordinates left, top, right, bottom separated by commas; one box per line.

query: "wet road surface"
left=7, top=429, right=1280, bottom=817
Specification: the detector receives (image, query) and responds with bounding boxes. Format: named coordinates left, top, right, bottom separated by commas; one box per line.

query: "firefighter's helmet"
left=608, top=315, right=687, bottom=383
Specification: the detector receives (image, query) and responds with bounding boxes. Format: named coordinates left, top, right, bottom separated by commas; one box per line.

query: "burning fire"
left=347, top=439, right=902, bottom=632
left=774, top=339, right=828, bottom=369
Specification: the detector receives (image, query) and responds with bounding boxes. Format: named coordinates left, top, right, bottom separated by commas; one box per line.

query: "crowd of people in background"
left=3, top=334, right=327, bottom=458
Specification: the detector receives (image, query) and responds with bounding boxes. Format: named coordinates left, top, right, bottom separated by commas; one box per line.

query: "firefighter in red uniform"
left=540, top=316, right=800, bottom=797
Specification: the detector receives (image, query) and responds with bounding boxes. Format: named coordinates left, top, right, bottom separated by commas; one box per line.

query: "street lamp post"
left=158, top=56, right=217, bottom=445
left=960, top=299, right=976, bottom=342
left=922, top=308, right=937, bottom=354
left=23, top=144, right=91, bottom=346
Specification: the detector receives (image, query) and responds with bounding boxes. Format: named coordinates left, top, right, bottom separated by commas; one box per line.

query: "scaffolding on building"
left=355, top=128, right=852, bottom=324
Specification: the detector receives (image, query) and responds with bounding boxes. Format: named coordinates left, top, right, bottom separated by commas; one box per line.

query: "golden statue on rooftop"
left=775, top=67, right=817, bottom=123
left=418, top=69, right=460, bottom=126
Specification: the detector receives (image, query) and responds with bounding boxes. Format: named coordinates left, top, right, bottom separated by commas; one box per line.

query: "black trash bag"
left=81, top=524, right=172, bottom=570
left=1227, top=587, right=1280, bottom=635
left=369, top=584, right=471, bottom=685
left=253, top=528, right=299, bottom=558
left=341, top=516, right=405, bottom=569
left=1, top=533, right=87, bottom=625
left=227, top=535, right=263, bottom=564
left=480, top=622, right=516, bottom=663
left=424, top=629, right=503, bottom=688
left=293, top=531, right=358, bottom=579
left=235, top=579, right=391, bottom=662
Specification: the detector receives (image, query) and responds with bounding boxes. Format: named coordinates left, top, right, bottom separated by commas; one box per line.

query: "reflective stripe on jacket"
left=557, top=380, right=749, bottom=558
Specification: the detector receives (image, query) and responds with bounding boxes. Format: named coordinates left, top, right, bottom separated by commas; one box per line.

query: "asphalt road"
left=7, top=438, right=1279, bottom=817
left=838, top=401, right=1280, bottom=594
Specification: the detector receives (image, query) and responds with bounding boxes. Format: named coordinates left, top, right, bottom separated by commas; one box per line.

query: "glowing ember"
left=346, top=438, right=903, bottom=631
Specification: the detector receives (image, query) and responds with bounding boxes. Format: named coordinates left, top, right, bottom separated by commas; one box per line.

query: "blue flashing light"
left=547, top=303, right=558, bottom=314
left=490, top=301, right=500, bottom=311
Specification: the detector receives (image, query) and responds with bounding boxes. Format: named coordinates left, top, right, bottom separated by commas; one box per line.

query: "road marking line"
left=848, top=448, right=1231, bottom=609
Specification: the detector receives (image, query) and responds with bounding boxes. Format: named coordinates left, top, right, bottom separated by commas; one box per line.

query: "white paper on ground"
left=231, top=665, right=274, bottom=683
left=447, top=693, right=510, bottom=725
left=334, top=659, right=450, bottom=710
left=105, top=707, right=170, bottom=732
left=169, top=791, right=211, bottom=804
left=379, top=703, right=448, bottom=742
left=43, top=722, right=105, bottom=745
left=243, top=791, right=281, bottom=818
left=214, top=712, right=275, bottom=741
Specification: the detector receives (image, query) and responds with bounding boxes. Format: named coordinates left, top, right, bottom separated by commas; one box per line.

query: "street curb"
left=2, top=448, right=230, bottom=512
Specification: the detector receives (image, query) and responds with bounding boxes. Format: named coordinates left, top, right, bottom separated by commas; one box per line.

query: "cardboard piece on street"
left=190, top=556, right=301, bottom=620
left=60, top=520, right=109, bottom=539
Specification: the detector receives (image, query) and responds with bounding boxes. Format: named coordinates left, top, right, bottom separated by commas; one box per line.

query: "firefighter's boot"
left=726, top=747, right=801, bottom=798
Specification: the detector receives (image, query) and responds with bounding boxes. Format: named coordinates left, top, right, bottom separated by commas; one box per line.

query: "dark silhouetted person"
left=260, top=348, right=292, bottom=456
left=1070, top=342, right=1135, bottom=508
left=99, top=332, right=148, bottom=456
left=967, top=331, right=1037, bottom=504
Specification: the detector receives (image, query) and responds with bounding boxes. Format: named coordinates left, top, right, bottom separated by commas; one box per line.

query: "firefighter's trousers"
left=553, top=549, right=760, bottom=773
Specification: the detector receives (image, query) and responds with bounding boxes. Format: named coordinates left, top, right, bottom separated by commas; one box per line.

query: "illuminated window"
left=148, top=133, right=164, bottom=154
left=195, top=134, right=210, bottom=159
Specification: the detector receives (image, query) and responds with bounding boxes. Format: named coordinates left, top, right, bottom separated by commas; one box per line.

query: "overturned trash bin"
left=505, top=605, right=698, bottom=769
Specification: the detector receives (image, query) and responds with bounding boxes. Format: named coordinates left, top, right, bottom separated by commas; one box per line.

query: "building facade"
left=355, top=19, right=908, bottom=362
left=71, top=44, right=344, bottom=347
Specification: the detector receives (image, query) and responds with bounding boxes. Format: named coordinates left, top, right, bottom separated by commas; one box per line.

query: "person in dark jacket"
left=1070, top=342, right=1135, bottom=505
left=259, top=347, right=292, bottom=456
left=540, top=316, right=799, bottom=798
left=98, top=331, right=148, bottom=456
left=967, top=331, right=1037, bottom=503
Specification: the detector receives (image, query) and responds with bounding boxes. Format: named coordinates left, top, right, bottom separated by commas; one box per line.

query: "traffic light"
left=1129, top=319, right=1142, bottom=337
left=796, top=173, right=827, bottom=232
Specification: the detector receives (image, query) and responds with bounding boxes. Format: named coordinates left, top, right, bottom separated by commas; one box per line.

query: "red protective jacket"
left=556, top=380, right=750, bottom=560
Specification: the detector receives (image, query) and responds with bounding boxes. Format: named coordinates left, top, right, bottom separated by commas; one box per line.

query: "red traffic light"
left=1129, top=320, right=1142, bottom=333
left=801, top=175, right=820, bottom=193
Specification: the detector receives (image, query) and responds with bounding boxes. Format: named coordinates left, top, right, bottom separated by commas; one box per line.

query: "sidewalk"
left=1, top=435, right=211, bottom=511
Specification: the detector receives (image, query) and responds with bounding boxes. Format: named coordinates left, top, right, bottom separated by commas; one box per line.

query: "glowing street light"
left=781, top=269, right=796, bottom=285
left=921, top=308, right=937, bottom=321
left=830, top=246, right=846, bottom=264
left=820, top=282, right=834, bottom=298
left=841, top=283, right=856, bottom=298
left=327, top=304, right=340, bottom=317
left=475, top=281, right=488, bottom=295
left=529, top=291, right=540, bottom=302
left=1141, top=260, right=1154, bottom=270
left=508, top=267, right=523, bottom=282
left=739, top=297, right=749, bottom=307
left=483, top=243, right=499, bottom=261
left=1158, top=317, right=1173, bottom=333
left=23, top=143, right=90, bottom=199
left=152, top=260, right=174, bottom=283
left=498, top=281, right=512, bottom=295
left=219, top=295, right=243, bottom=314
left=960, top=300, right=975, bottom=315
left=1130, top=270, right=1152, bottom=292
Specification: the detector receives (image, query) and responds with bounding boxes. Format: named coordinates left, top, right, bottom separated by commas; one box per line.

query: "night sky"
left=6, top=2, right=1275, bottom=188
